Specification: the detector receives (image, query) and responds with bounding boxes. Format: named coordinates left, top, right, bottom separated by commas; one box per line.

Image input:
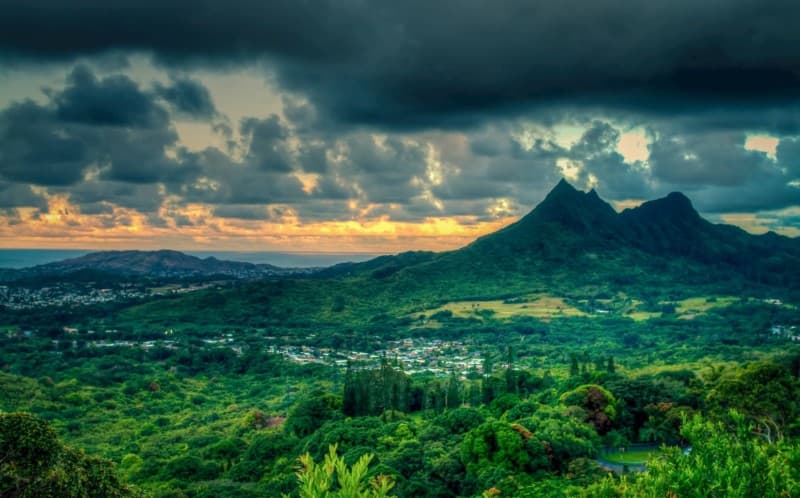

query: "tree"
left=446, top=373, right=461, bottom=409
left=570, top=355, right=580, bottom=377
left=460, top=420, right=552, bottom=494
left=707, top=360, right=799, bottom=441
left=343, top=361, right=357, bottom=416
left=433, top=407, right=486, bottom=435
left=582, top=411, right=800, bottom=497
left=461, top=421, right=531, bottom=472
left=343, top=364, right=410, bottom=417
left=287, top=389, right=342, bottom=438
left=286, top=444, right=396, bottom=498
left=0, top=412, right=142, bottom=498
left=560, top=384, right=618, bottom=435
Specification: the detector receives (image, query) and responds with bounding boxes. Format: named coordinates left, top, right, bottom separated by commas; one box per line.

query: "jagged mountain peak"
left=468, top=180, right=624, bottom=253
left=548, top=177, right=578, bottom=194
left=522, top=179, right=619, bottom=230
left=539, top=178, right=603, bottom=205
left=534, top=179, right=613, bottom=208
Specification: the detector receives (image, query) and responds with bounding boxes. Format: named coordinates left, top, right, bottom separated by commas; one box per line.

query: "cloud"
left=212, top=204, right=275, bottom=221
left=240, top=115, right=293, bottom=172
left=0, top=182, right=46, bottom=208
left=568, top=121, right=653, bottom=200
left=0, top=65, right=194, bottom=189
left=154, top=76, right=217, bottom=119
left=175, top=147, right=308, bottom=206
left=54, top=64, right=168, bottom=127
left=693, top=180, right=800, bottom=214
left=337, top=135, right=429, bottom=204
left=776, top=137, right=800, bottom=178
left=2, top=1, right=800, bottom=129
left=648, top=130, right=773, bottom=187
left=0, top=100, right=92, bottom=185
left=63, top=181, right=166, bottom=214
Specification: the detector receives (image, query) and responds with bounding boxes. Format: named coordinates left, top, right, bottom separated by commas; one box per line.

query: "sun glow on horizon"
left=0, top=193, right=517, bottom=253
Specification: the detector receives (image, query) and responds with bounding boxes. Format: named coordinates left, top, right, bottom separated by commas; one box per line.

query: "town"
left=0, top=281, right=217, bottom=310
left=22, top=326, right=492, bottom=378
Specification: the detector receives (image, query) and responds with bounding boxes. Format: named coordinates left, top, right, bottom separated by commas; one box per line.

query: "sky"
left=0, top=1, right=799, bottom=253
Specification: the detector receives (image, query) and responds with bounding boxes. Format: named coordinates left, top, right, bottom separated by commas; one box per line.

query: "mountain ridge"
left=323, top=179, right=799, bottom=291
left=484, top=179, right=796, bottom=254
left=3, top=180, right=798, bottom=289
left=0, top=249, right=317, bottom=281
left=109, top=179, right=800, bottom=332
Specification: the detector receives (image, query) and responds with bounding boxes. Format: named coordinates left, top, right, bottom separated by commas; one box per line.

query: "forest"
left=2, top=292, right=799, bottom=497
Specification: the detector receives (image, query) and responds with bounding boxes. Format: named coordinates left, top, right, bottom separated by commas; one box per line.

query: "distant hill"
left=0, top=249, right=317, bottom=281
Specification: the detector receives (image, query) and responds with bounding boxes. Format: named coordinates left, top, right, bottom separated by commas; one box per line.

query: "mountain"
left=110, top=179, right=800, bottom=331
left=0, top=249, right=315, bottom=281
left=324, top=179, right=800, bottom=290
left=467, top=179, right=626, bottom=254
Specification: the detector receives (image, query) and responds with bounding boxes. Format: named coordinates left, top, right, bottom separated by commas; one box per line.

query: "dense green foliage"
left=287, top=444, right=396, bottom=498
left=2, top=328, right=798, bottom=497
left=0, top=412, right=142, bottom=497
left=583, top=412, right=800, bottom=497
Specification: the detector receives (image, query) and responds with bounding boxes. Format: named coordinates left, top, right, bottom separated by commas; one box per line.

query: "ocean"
left=0, top=249, right=382, bottom=269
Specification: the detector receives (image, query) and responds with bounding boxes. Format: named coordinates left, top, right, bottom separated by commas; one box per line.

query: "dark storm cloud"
left=154, top=77, right=217, bottom=119
left=338, top=135, right=429, bottom=204
left=569, top=121, right=653, bottom=200
left=468, top=125, right=520, bottom=159
left=0, top=65, right=194, bottom=189
left=0, top=64, right=231, bottom=225
left=648, top=131, right=771, bottom=187
left=776, top=137, right=800, bottom=178
left=295, top=142, right=330, bottom=174
left=2, top=1, right=800, bottom=128
left=430, top=124, right=561, bottom=205
left=561, top=120, right=800, bottom=213
left=176, top=148, right=308, bottom=206
left=240, top=115, right=293, bottom=172
left=54, top=65, right=168, bottom=127
left=0, top=0, right=371, bottom=63
left=282, top=96, right=322, bottom=133
left=0, top=182, right=45, bottom=208
left=62, top=181, right=166, bottom=213
left=309, top=175, right=357, bottom=201
left=212, top=205, right=274, bottom=221
left=0, top=100, right=92, bottom=186
left=432, top=173, right=514, bottom=201
left=690, top=178, right=800, bottom=213
left=97, top=126, right=199, bottom=185
left=282, top=200, right=355, bottom=222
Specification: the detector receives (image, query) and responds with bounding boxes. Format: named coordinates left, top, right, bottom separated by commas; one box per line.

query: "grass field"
left=626, top=311, right=662, bottom=321
left=674, top=296, right=740, bottom=314
left=603, top=448, right=664, bottom=464
left=422, top=294, right=586, bottom=321
left=623, top=295, right=740, bottom=321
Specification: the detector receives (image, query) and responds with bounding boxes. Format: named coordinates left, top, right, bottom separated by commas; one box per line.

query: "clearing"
left=420, top=294, right=586, bottom=322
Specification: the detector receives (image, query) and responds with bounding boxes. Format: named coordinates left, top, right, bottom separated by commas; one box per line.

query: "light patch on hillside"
left=419, top=294, right=586, bottom=322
